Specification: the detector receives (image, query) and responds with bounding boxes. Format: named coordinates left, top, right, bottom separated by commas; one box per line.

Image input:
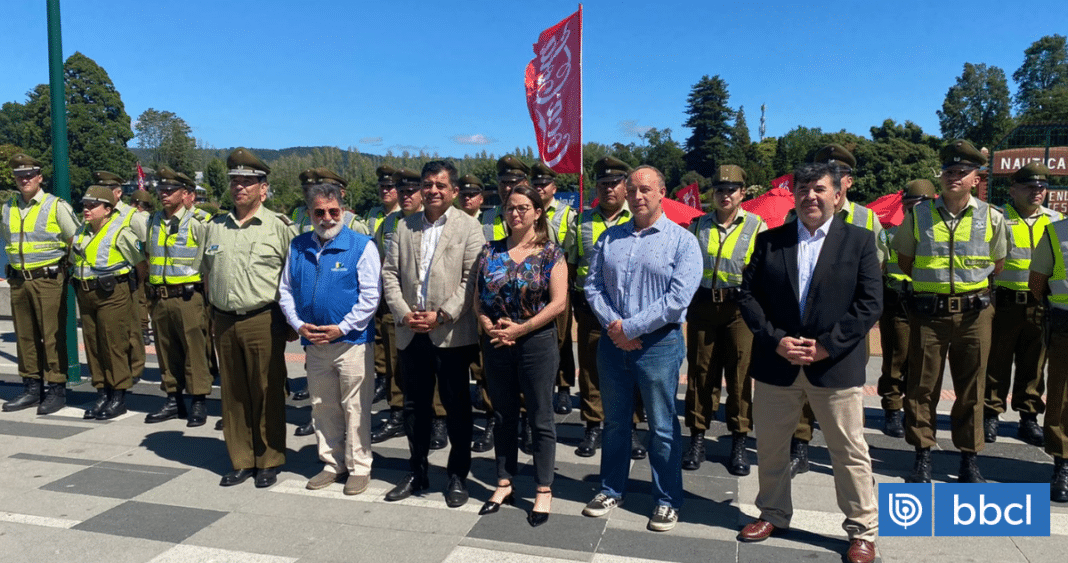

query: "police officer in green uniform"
left=457, top=174, right=485, bottom=219
left=683, top=165, right=766, bottom=474
left=291, top=168, right=369, bottom=235
left=1029, top=215, right=1068, bottom=502
left=482, top=155, right=530, bottom=242
left=367, top=165, right=400, bottom=404
left=93, top=171, right=150, bottom=381
left=877, top=179, right=936, bottom=438
left=143, top=166, right=212, bottom=427
left=131, top=189, right=156, bottom=344
left=985, top=162, right=1063, bottom=446
left=786, top=144, right=886, bottom=476
left=893, top=139, right=1007, bottom=483
left=568, top=156, right=645, bottom=458
left=71, top=185, right=147, bottom=420
left=203, top=148, right=295, bottom=488
left=530, top=161, right=578, bottom=416
left=1, top=154, right=79, bottom=414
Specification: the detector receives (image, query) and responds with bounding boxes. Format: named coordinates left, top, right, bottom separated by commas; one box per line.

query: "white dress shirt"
left=797, top=217, right=833, bottom=318
left=418, top=212, right=447, bottom=310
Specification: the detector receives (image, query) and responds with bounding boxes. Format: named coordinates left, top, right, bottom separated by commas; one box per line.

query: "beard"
left=314, top=221, right=343, bottom=240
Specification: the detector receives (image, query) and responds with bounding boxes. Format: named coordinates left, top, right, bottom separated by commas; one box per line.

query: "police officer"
left=457, top=174, right=485, bottom=218
left=291, top=168, right=369, bottom=235
left=683, top=165, right=765, bottom=475
left=71, top=185, right=147, bottom=420
left=1029, top=215, right=1068, bottom=502
left=203, top=148, right=295, bottom=488
left=893, top=139, right=1007, bottom=483
left=530, top=161, right=578, bottom=415
left=482, top=155, right=530, bottom=242
left=568, top=156, right=645, bottom=459
left=143, top=167, right=212, bottom=427
left=365, top=165, right=400, bottom=239
left=366, top=165, right=400, bottom=405
left=877, top=179, right=936, bottom=438
left=130, top=189, right=156, bottom=344
left=1, top=154, right=78, bottom=414
left=985, top=162, right=1063, bottom=446
left=785, top=144, right=886, bottom=476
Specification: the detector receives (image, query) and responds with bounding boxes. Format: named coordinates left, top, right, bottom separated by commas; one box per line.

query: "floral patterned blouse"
left=475, top=239, right=563, bottom=323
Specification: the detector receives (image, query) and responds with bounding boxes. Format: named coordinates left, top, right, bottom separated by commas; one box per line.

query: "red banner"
left=770, top=173, right=793, bottom=192
left=525, top=7, right=582, bottom=174
left=136, top=162, right=145, bottom=190
left=676, top=183, right=701, bottom=210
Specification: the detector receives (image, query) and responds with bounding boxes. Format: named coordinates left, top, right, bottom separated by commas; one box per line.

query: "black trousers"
left=483, top=324, right=559, bottom=487
left=399, top=334, right=477, bottom=480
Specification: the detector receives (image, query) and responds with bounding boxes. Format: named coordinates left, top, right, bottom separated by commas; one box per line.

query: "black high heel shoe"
left=528, top=488, right=552, bottom=527
left=479, top=486, right=515, bottom=515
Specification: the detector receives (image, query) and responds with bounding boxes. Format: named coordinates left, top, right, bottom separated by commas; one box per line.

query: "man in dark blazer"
left=735, top=162, right=882, bottom=563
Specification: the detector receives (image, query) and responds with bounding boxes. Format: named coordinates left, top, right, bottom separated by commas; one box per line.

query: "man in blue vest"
left=279, top=182, right=380, bottom=495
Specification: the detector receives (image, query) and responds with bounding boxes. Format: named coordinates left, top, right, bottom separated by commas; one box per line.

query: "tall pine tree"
left=683, top=75, right=734, bottom=178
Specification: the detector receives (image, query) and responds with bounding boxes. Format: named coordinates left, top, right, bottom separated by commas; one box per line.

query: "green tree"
left=1019, top=84, right=1068, bottom=122
left=20, top=52, right=136, bottom=200
left=937, top=62, right=1014, bottom=148
left=0, top=143, right=26, bottom=192
left=772, top=126, right=824, bottom=175
left=1013, top=34, right=1068, bottom=117
left=727, top=106, right=751, bottom=162
left=641, top=128, right=686, bottom=190
left=683, top=75, right=734, bottom=177
left=134, top=108, right=198, bottom=176
left=203, top=157, right=228, bottom=203
left=0, top=102, right=28, bottom=148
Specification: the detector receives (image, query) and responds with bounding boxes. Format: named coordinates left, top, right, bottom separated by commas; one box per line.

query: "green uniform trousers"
left=556, top=301, right=576, bottom=389
left=76, top=282, right=137, bottom=391
left=1043, top=317, right=1068, bottom=458
left=985, top=295, right=1046, bottom=417
left=213, top=307, right=288, bottom=470
left=573, top=296, right=643, bottom=424
left=684, top=297, right=753, bottom=434
left=151, top=289, right=213, bottom=396
left=878, top=287, right=911, bottom=412
left=128, top=284, right=146, bottom=381
left=904, top=304, right=993, bottom=452
left=9, top=272, right=69, bottom=384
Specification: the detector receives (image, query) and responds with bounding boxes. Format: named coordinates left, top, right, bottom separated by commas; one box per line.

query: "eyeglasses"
left=313, top=208, right=342, bottom=219
left=505, top=205, right=533, bottom=215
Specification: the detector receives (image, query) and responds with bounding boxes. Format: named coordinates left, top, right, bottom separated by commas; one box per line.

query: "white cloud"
left=359, top=136, right=383, bottom=145
left=451, top=134, right=497, bottom=145
left=619, top=120, right=652, bottom=138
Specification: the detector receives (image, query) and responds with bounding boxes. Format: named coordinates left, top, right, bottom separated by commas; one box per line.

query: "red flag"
left=136, top=162, right=145, bottom=190
left=770, top=173, right=793, bottom=192
left=525, top=7, right=582, bottom=175
left=676, top=183, right=701, bottom=210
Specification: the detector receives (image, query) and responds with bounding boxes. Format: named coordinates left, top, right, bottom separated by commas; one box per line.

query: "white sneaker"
left=582, top=493, right=622, bottom=517
left=648, top=504, right=678, bottom=532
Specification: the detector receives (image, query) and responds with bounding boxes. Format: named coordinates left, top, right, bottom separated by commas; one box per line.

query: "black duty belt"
left=696, top=287, right=741, bottom=303
left=6, top=264, right=62, bottom=281
left=995, top=287, right=1038, bottom=306
left=148, top=283, right=203, bottom=300
left=212, top=303, right=273, bottom=319
left=74, top=273, right=130, bottom=292
left=912, top=290, right=991, bottom=315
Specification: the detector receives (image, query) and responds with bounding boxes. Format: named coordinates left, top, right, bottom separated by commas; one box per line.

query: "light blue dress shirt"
left=796, top=216, right=833, bottom=319
left=584, top=212, right=703, bottom=339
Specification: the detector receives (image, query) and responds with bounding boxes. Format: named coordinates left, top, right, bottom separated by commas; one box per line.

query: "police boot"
left=575, top=424, right=602, bottom=457
left=789, top=438, right=809, bottom=478
left=728, top=432, right=751, bottom=476
left=294, top=418, right=315, bottom=436
left=883, top=409, right=905, bottom=438
left=142, top=328, right=153, bottom=346
left=682, top=430, right=705, bottom=470
left=1017, top=413, right=1044, bottom=447
left=1052, top=457, right=1068, bottom=504
left=472, top=416, right=495, bottom=453
left=905, top=447, right=932, bottom=483
left=372, top=376, right=387, bottom=404
left=371, top=409, right=405, bottom=443
left=430, top=417, right=448, bottom=450
left=983, top=416, right=999, bottom=443
left=36, top=383, right=67, bottom=415
left=630, top=427, right=647, bottom=460
left=958, top=451, right=986, bottom=483
left=186, top=395, right=207, bottom=427
left=145, top=393, right=182, bottom=423
left=2, top=378, right=42, bottom=412
left=84, top=388, right=109, bottom=419
left=97, top=389, right=127, bottom=420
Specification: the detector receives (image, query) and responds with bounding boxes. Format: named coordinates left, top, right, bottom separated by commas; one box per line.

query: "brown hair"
left=506, top=185, right=549, bottom=244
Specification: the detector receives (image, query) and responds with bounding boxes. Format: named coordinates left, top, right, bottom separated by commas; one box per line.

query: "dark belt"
left=912, top=290, right=990, bottom=315
left=695, top=286, right=741, bottom=303
left=74, top=273, right=130, bottom=292
left=6, top=264, right=62, bottom=281
left=148, top=283, right=203, bottom=300
left=212, top=303, right=274, bottom=319
left=995, top=286, right=1038, bottom=306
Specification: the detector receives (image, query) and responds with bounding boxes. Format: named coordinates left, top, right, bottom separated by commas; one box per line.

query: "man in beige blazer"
left=381, top=160, right=485, bottom=507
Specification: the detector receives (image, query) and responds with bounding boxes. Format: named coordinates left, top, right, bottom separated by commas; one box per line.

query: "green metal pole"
left=46, top=0, right=80, bottom=382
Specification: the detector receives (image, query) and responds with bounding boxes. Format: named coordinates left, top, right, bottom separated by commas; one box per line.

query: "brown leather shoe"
left=737, top=519, right=781, bottom=542
left=846, top=539, right=876, bottom=563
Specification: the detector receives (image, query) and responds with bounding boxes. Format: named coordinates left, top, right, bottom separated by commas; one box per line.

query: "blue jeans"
left=597, top=324, right=685, bottom=508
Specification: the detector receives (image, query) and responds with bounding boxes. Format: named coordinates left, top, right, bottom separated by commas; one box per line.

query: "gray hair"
left=305, top=183, right=343, bottom=206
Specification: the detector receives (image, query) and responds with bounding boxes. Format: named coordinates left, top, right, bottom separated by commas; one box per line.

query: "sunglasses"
left=313, top=208, right=342, bottom=219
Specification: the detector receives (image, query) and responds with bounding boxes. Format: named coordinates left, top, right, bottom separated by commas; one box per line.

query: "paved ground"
left=1, top=314, right=1067, bottom=563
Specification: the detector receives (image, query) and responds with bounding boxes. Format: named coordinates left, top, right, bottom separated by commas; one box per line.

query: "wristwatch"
left=436, top=310, right=451, bottom=325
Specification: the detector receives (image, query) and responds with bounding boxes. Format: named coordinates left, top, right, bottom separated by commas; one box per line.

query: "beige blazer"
left=382, top=206, right=485, bottom=349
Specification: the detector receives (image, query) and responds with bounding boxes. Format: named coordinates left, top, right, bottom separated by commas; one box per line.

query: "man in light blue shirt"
left=581, top=165, right=702, bottom=532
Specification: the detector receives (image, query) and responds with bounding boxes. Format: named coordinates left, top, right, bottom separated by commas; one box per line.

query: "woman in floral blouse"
left=474, top=185, right=567, bottom=527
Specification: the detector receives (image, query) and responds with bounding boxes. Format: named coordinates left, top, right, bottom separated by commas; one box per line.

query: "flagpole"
left=577, top=3, right=584, bottom=210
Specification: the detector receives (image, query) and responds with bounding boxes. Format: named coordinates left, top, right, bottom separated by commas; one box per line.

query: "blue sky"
left=3, top=0, right=1067, bottom=158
